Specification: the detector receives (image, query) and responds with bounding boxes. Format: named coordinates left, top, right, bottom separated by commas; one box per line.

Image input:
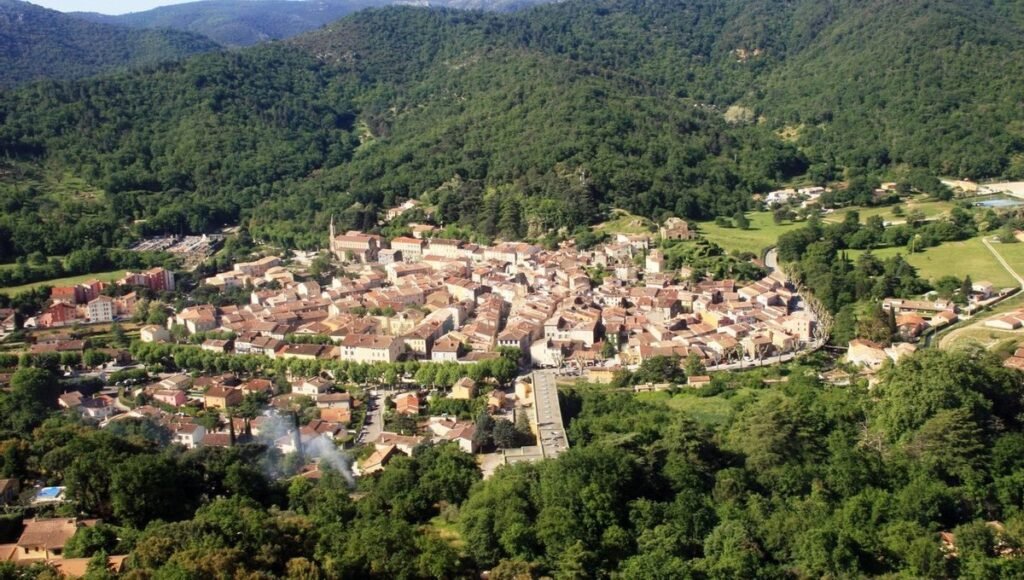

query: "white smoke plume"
left=254, top=410, right=355, bottom=487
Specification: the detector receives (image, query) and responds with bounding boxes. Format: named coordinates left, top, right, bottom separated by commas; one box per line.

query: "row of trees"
left=128, top=341, right=519, bottom=388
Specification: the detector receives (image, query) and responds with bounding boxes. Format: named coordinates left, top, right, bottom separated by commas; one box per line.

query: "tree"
left=872, top=349, right=1017, bottom=443
left=600, top=341, right=617, bottom=360
left=415, top=443, right=481, bottom=505
left=684, top=353, right=706, bottom=377
left=493, top=419, right=518, bottom=450
left=82, top=350, right=111, bottom=369
left=960, top=274, right=973, bottom=300
left=110, top=454, right=196, bottom=527
left=702, top=520, right=767, bottom=579
left=0, top=368, right=57, bottom=432
left=63, top=524, right=121, bottom=558
left=733, top=212, right=750, bottom=230
left=515, top=412, right=534, bottom=446
left=474, top=413, right=495, bottom=450
left=110, top=322, right=127, bottom=348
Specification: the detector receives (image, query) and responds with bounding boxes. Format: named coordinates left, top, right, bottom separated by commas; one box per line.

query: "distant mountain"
left=2, top=0, right=1023, bottom=258
left=74, top=0, right=386, bottom=47
left=0, top=0, right=220, bottom=88
left=73, top=0, right=555, bottom=47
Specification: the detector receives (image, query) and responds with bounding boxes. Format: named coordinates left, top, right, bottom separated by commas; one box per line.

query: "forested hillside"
left=73, top=0, right=555, bottom=47
left=74, top=0, right=388, bottom=47
left=3, top=349, right=1024, bottom=577
left=3, top=0, right=1024, bottom=256
left=0, top=0, right=220, bottom=87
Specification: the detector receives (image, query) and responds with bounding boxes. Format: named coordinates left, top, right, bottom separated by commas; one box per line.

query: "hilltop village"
left=1, top=212, right=827, bottom=479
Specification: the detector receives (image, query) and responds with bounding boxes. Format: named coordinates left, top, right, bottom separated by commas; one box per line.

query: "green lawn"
left=0, top=270, right=126, bottom=296
left=992, top=240, right=1024, bottom=277
left=425, top=515, right=465, bottom=549
left=637, top=388, right=761, bottom=426
left=697, top=212, right=801, bottom=256
left=823, top=197, right=955, bottom=224
left=942, top=327, right=1023, bottom=351
left=849, top=237, right=1017, bottom=287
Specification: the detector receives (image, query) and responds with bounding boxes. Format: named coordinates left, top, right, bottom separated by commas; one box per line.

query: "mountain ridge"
left=0, top=0, right=221, bottom=87
left=0, top=0, right=1022, bottom=258
left=71, top=0, right=557, bottom=47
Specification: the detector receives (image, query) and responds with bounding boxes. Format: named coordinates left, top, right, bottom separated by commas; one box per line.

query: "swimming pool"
left=975, top=198, right=1024, bottom=208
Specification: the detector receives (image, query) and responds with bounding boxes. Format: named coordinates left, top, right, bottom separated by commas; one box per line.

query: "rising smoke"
left=256, top=411, right=355, bottom=487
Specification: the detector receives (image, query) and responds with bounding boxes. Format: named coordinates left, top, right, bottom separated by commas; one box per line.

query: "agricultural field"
left=993, top=240, right=1024, bottom=274
left=849, top=236, right=1017, bottom=288
left=697, top=212, right=801, bottom=256
left=0, top=270, right=126, bottom=296
left=823, top=196, right=956, bottom=224
left=941, top=327, right=1023, bottom=352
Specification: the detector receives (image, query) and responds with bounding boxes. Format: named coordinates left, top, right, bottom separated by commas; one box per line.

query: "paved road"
left=531, top=370, right=568, bottom=459
left=764, top=248, right=780, bottom=272
left=357, top=391, right=383, bottom=444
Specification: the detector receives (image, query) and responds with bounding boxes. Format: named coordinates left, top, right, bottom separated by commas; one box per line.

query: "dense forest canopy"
left=2, top=0, right=1024, bottom=258
left=2, top=349, right=1024, bottom=577
left=0, top=0, right=221, bottom=88
left=72, top=0, right=557, bottom=47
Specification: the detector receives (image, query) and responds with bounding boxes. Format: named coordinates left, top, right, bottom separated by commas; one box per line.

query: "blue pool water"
left=976, top=198, right=1024, bottom=208
left=36, top=487, right=62, bottom=499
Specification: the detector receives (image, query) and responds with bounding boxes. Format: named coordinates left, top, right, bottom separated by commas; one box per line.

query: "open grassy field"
left=697, top=212, right=801, bottom=256
left=992, top=240, right=1024, bottom=276
left=941, top=327, right=1024, bottom=351
left=938, top=291, right=1024, bottom=350
left=425, top=515, right=464, bottom=549
left=823, top=196, right=956, bottom=224
left=595, top=210, right=657, bottom=235
left=636, top=387, right=761, bottom=426
left=849, top=237, right=1017, bottom=287
left=0, top=270, right=126, bottom=296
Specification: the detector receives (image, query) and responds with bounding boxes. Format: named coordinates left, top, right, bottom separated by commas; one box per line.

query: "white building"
left=86, top=296, right=115, bottom=323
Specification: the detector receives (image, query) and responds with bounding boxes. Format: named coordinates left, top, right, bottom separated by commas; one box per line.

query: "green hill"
left=73, top=0, right=557, bottom=47
left=0, top=0, right=221, bottom=88
left=73, top=0, right=388, bottom=47
left=1, top=0, right=1023, bottom=258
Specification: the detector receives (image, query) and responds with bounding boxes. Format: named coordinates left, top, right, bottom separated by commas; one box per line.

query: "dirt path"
left=982, top=237, right=1024, bottom=288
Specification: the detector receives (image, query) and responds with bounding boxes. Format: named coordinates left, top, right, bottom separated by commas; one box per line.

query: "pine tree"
left=498, top=196, right=523, bottom=239
left=961, top=275, right=973, bottom=300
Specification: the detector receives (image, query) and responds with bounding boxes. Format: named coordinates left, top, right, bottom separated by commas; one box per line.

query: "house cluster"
left=985, top=307, right=1024, bottom=332
left=356, top=377, right=531, bottom=476
left=105, top=372, right=354, bottom=454
left=845, top=339, right=919, bottom=371
left=846, top=297, right=965, bottom=371
left=151, top=221, right=817, bottom=373
left=35, top=268, right=174, bottom=328
left=880, top=297, right=960, bottom=341
left=57, top=390, right=119, bottom=422
left=759, top=186, right=827, bottom=208
left=0, top=517, right=125, bottom=573
left=384, top=199, right=422, bottom=222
